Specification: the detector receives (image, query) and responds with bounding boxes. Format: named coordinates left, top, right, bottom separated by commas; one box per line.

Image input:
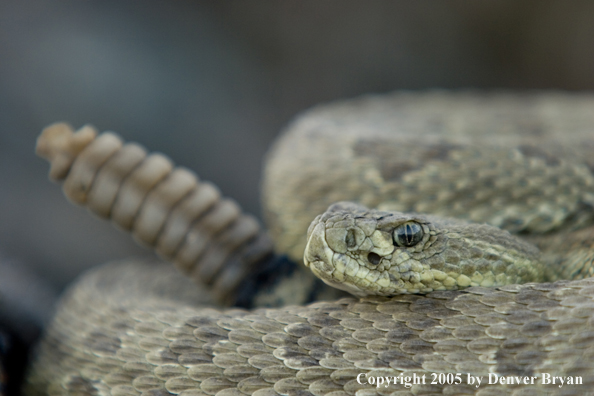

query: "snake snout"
left=303, top=221, right=334, bottom=275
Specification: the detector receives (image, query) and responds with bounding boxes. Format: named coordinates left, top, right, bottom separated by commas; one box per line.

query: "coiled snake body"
left=25, top=92, right=594, bottom=396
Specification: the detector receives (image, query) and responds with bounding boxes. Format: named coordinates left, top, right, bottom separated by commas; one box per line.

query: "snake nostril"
left=345, top=229, right=356, bottom=248
left=367, top=252, right=381, bottom=265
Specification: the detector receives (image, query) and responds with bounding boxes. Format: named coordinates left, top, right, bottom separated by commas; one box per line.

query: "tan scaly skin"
left=23, top=92, right=594, bottom=396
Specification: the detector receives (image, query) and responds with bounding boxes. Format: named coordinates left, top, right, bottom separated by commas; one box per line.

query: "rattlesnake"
left=24, top=92, right=594, bottom=396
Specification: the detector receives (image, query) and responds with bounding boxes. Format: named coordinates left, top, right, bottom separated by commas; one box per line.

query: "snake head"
left=304, top=202, right=544, bottom=296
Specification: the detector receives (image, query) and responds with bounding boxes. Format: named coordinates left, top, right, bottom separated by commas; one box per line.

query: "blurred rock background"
left=0, top=0, right=594, bottom=389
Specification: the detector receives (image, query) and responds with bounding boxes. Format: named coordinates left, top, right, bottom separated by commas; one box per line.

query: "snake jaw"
left=303, top=203, right=426, bottom=297
left=304, top=207, right=400, bottom=297
left=304, top=218, right=369, bottom=296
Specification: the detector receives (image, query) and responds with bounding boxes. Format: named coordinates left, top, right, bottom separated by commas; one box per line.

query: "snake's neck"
left=234, top=254, right=347, bottom=308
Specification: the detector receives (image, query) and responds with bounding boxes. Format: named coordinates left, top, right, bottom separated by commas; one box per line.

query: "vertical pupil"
left=394, top=221, right=423, bottom=247
left=405, top=224, right=412, bottom=244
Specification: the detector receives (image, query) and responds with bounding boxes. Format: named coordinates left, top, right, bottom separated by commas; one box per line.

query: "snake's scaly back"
left=25, top=260, right=594, bottom=396
left=26, top=92, right=594, bottom=396
left=36, top=123, right=273, bottom=303
left=264, top=92, right=594, bottom=263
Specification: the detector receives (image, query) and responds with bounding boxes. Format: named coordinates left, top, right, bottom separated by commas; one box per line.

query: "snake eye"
left=393, top=221, right=424, bottom=247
